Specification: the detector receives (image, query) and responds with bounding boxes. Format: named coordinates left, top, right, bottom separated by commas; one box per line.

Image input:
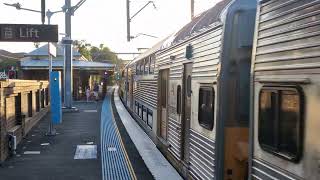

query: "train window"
left=149, top=56, right=155, bottom=74
left=136, top=64, right=139, bottom=75
left=161, top=75, right=167, bottom=108
left=140, top=105, right=143, bottom=118
left=177, top=85, right=181, bottom=114
left=198, top=86, right=214, bottom=130
left=135, top=101, right=138, bottom=114
left=147, top=109, right=153, bottom=128
left=187, top=75, right=192, bottom=97
left=144, top=58, right=149, bottom=75
left=143, top=106, right=147, bottom=122
left=138, top=103, right=142, bottom=117
left=139, top=62, right=143, bottom=75
left=259, top=87, right=303, bottom=162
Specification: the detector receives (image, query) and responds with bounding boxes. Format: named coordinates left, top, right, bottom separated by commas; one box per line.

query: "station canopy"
left=20, top=43, right=115, bottom=71
left=20, top=59, right=115, bottom=70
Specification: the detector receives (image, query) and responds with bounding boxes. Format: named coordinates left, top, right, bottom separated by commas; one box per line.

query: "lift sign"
left=0, top=24, right=58, bottom=42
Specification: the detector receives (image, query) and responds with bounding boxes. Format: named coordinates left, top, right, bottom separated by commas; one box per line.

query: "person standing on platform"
left=93, top=82, right=99, bottom=101
left=86, top=87, right=91, bottom=102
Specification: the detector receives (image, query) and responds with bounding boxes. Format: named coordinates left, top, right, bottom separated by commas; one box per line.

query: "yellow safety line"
left=109, top=91, right=137, bottom=180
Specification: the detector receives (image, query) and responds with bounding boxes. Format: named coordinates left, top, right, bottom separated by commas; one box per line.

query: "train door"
left=159, top=69, right=169, bottom=140
left=182, top=63, right=192, bottom=162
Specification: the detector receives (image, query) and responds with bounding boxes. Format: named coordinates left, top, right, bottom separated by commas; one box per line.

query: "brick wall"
left=0, top=80, right=49, bottom=162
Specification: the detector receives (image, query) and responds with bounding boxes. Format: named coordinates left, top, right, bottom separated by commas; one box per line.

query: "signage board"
left=48, top=43, right=57, bottom=57
left=0, top=24, right=58, bottom=42
left=61, top=37, right=73, bottom=45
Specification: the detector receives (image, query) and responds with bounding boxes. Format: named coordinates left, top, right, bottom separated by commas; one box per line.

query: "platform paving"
left=0, top=89, right=162, bottom=180
left=113, top=86, right=182, bottom=180
left=0, top=101, right=102, bottom=180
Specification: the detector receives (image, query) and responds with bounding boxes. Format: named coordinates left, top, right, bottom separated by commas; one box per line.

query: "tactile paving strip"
left=100, top=94, right=135, bottom=180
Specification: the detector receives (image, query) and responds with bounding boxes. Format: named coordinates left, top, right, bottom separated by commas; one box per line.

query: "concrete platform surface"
left=113, top=86, right=182, bottom=180
left=0, top=89, right=160, bottom=180
left=0, top=101, right=102, bottom=180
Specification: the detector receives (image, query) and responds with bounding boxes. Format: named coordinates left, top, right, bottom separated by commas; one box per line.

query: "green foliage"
left=74, top=40, right=92, bottom=60
left=90, top=45, right=119, bottom=64
left=0, top=58, right=19, bottom=71
left=75, top=40, right=121, bottom=64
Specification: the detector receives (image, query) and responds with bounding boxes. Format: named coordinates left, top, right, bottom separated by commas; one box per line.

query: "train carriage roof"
left=162, top=0, right=232, bottom=49
left=174, top=0, right=232, bottom=43
left=127, top=0, right=232, bottom=67
left=126, top=36, right=171, bottom=68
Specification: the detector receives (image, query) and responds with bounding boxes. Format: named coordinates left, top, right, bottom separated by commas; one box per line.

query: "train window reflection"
left=147, top=109, right=153, bottom=128
left=198, top=86, right=214, bottom=130
left=135, top=101, right=139, bottom=114
left=136, top=64, right=139, bottom=75
left=142, top=106, right=147, bottom=122
left=149, top=56, right=155, bottom=74
left=144, top=58, right=149, bottom=74
left=187, top=76, right=192, bottom=97
left=177, top=85, right=181, bottom=114
left=138, top=104, right=142, bottom=117
left=139, top=62, right=143, bottom=75
left=259, top=87, right=303, bottom=162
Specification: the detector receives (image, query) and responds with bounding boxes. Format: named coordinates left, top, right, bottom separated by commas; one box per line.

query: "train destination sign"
left=0, top=24, right=58, bottom=42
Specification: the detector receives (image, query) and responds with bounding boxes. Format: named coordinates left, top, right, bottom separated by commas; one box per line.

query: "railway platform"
left=0, top=87, right=180, bottom=180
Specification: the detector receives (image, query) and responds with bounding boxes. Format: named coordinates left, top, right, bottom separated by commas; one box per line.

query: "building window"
left=177, top=85, right=181, bottom=114
left=198, top=86, right=214, bottom=130
left=147, top=109, right=153, bottom=128
left=259, top=86, right=303, bottom=162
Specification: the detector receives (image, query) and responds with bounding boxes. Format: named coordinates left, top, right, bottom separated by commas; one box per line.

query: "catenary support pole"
left=64, top=0, right=73, bottom=109
left=191, top=0, right=194, bottom=20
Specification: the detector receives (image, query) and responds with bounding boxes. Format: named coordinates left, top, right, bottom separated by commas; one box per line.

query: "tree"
left=90, top=45, right=119, bottom=64
left=74, top=40, right=91, bottom=60
left=75, top=41, right=121, bottom=66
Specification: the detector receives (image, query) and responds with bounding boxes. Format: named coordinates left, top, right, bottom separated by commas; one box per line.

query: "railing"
left=0, top=79, right=50, bottom=162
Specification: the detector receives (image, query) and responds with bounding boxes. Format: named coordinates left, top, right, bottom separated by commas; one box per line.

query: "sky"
left=0, top=0, right=221, bottom=60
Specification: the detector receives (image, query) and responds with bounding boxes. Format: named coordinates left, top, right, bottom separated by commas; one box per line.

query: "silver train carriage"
left=120, top=0, right=257, bottom=179
left=156, top=0, right=257, bottom=179
left=249, top=0, right=320, bottom=179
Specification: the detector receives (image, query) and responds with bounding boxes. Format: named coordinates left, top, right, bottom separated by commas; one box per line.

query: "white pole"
left=47, top=14, right=56, bottom=136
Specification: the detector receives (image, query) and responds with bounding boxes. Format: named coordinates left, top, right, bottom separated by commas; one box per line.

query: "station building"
left=18, top=43, right=115, bottom=100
